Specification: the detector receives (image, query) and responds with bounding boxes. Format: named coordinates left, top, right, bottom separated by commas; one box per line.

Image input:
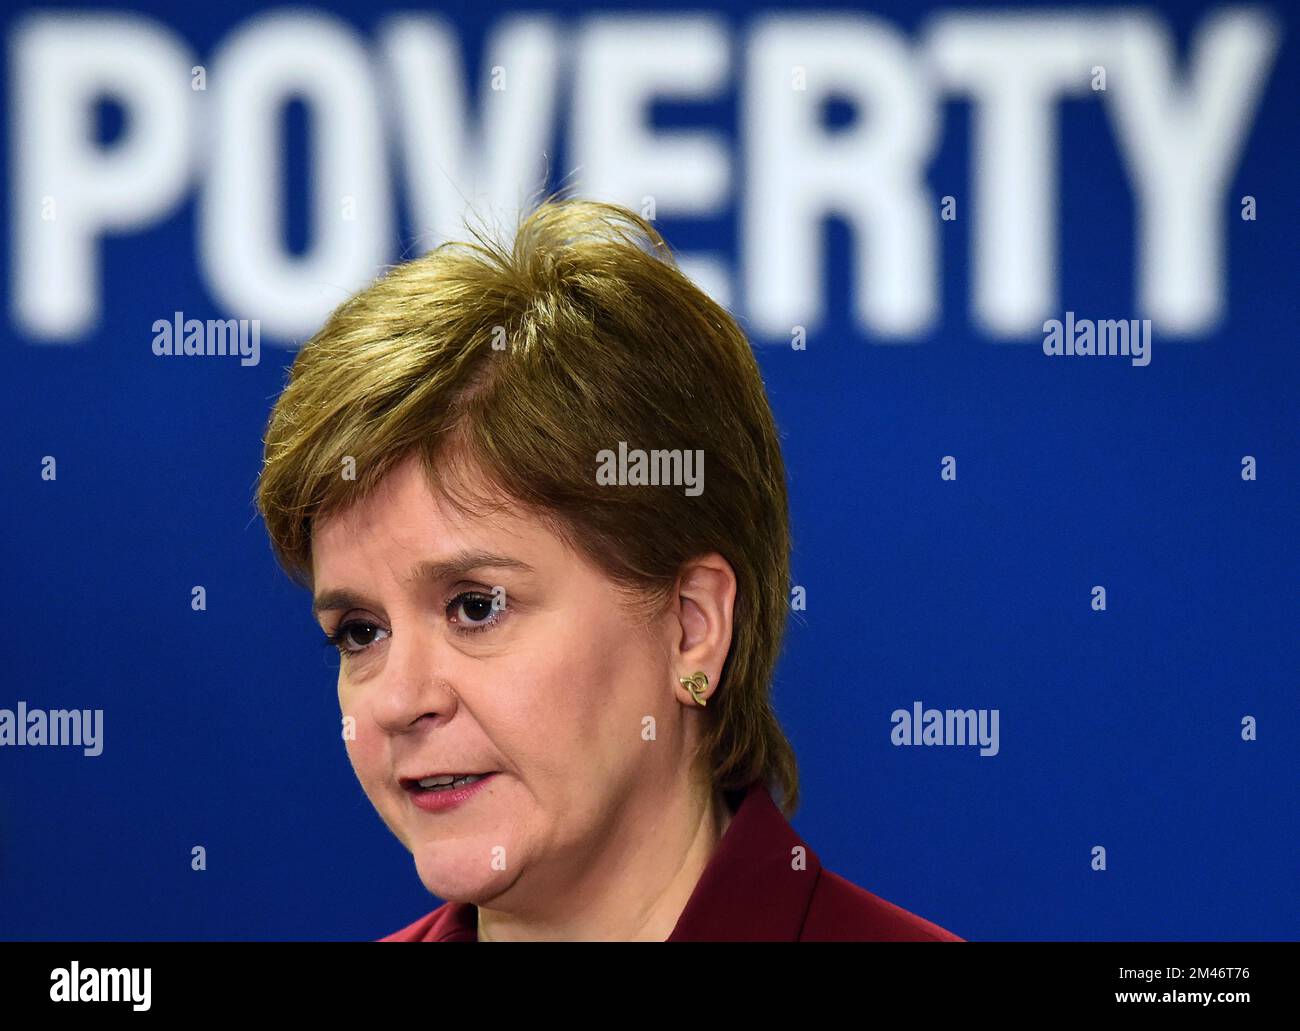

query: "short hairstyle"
left=255, top=196, right=799, bottom=815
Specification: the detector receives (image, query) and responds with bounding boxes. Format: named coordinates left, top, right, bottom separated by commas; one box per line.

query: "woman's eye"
left=449, top=591, right=503, bottom=632
left=326, top=622, right=390, bottom=655
left=323, top=594, right=502, bottom=654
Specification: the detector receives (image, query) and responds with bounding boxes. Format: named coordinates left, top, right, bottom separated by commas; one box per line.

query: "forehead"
left=310, top=453, right=551, bottom=577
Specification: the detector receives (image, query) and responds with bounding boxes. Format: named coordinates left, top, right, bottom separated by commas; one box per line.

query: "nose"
left=366, top=620, right=460, bottom=734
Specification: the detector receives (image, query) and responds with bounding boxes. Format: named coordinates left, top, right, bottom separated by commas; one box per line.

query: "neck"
left=476, top=781, right=735, bottom=941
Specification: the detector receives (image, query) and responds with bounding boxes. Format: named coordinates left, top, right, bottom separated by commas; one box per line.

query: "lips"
left=400, top=772, right=496, bottom=791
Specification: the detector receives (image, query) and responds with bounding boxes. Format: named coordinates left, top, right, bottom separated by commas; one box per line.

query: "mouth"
left=400, top=772, right=498, bottom=794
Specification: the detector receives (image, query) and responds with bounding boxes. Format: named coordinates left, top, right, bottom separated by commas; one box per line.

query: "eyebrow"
left=311, top=551, right=535, bottom=618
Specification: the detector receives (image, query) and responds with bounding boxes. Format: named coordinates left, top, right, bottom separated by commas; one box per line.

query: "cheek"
left=339, top=685, right=382, bottom=781
left=508, top=612, right=664, bottom=773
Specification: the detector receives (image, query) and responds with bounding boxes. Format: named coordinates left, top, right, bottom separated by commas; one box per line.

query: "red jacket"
left=378, top=779, right=964, bottom=941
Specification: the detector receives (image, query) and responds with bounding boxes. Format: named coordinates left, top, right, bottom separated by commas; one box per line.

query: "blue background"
left=2, top=0, right=1296, bottom=940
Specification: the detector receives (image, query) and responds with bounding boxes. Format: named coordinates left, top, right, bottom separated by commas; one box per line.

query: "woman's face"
left=310, top=452, right=688, bottom=905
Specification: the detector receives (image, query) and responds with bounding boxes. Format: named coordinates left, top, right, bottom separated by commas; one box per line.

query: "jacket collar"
left=667, top=779, right=819, bottom=940
left=425, top=780, right=818, bottom=941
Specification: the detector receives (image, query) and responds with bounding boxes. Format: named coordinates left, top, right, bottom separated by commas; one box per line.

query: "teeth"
left=417, top=773, right=485, bottom=790
left=419, top=775, right=456, bottom=788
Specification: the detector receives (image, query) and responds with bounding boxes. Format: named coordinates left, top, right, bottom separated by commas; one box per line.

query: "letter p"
left=11, top=14, right=195, bottom=339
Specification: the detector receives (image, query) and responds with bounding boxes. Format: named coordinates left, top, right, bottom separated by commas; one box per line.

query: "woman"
left=255, top=197, right=963, bottom=942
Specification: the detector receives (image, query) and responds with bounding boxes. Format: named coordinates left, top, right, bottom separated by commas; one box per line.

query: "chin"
left=411, top=839, right=516, bottom=905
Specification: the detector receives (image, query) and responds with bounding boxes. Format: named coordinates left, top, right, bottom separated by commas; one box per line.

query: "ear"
left=671, top=552, right=737, bottom=707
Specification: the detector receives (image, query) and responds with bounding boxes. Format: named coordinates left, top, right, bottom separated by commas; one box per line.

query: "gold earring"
left=679, top=671, right=709, bottom=707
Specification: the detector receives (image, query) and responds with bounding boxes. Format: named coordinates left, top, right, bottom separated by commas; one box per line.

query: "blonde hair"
left=255, top=196, right=800, bottom=815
